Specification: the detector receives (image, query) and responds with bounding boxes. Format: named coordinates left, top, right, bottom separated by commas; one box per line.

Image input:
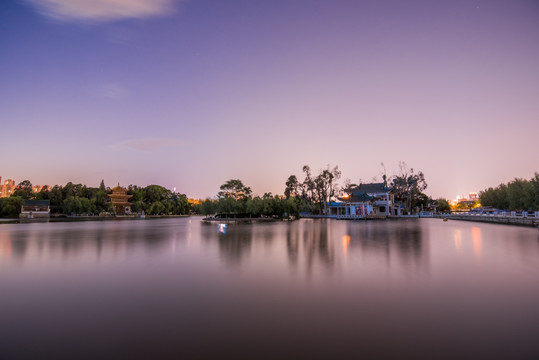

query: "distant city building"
left=0, top=178, right=16, bottom=198
left=108, top=184, right=132, bottom=215
left=453, top=192, right=480, bottom=205
left=451, top=191, right=481, bottom=210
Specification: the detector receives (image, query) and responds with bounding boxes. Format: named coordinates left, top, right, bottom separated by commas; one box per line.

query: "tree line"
left=195, top=179, right=299, bottom=218
left=480, top=173, right=539, bottom=211
left=1, top=162, right=456, bottom=218
left=0, top=180, right=189, bottom=217
left=198, top=162, right=435, bottom=218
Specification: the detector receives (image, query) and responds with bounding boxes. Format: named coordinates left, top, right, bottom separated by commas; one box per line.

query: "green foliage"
left=124, top=184, right=189, bottom=215
left=0, top=180, right=190, bottom=217
left=131, top=200, right=145, bottom=213
left=218, top=179, right=252, bottom=200
left=0, top=196, right=23, bottom=217
left=199, top=199, right=216, bottom=215
left=129, top=185, right=144, bottom=202
left=99, top=180, right=106, bottom=192
left=143, top=185, right=171, bottom=203
left=202, top=180, right=300, bottom=219
left=12, top=180, right=33, bottom=199
left=480, top=173, right=539, bottom=211
left=148, top=201, right=166, bottom=215
left=436, top=198, right=451, bottom=213
left=127, top=185, right=188, bottom=215
left=284, top=175, right=299, bottom=199
left=48, top=186, right=64, bottom=208
left=390, top=162, right=427, bottom=214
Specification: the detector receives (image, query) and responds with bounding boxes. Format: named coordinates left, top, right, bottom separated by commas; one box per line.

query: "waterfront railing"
left=442, top=211, right=539, bottom=218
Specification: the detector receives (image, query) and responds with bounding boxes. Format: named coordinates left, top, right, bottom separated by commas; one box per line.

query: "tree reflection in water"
left=286, top=221, right=300, bottom=266
left=0, top=219, right=185, bottom=264
left=201, top=220, right=336, bottom=273
left=345, top=219, right=427, bottom=271
left=301, top=219, right=335, bottom=273
left=217, top=225, right=253, bottom=264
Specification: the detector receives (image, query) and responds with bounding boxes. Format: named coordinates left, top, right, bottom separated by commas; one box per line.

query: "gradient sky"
left=1, top=0, right=538, bottom=199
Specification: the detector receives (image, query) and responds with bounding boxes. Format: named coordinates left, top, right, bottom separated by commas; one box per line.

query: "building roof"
left=338, top=192, right=373, bottom=203
left=351, top=192, right=373, bottom=202
left=22, top=200, right=50, bottom=206
left=111, top=184, right=128, bottom=194
left=351, top=182, right=391, bottom=194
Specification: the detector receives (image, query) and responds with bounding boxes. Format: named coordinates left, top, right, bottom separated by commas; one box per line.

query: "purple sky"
left=1, top=0, right=538, bottom=199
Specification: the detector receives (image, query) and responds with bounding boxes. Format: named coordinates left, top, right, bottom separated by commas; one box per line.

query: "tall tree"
left=284, top=175, right=299, bottom=199
left=218, top=179, right=252, bottom=200
left=12, top=180, right=33, bottom=199
left=301, top=165, right=315, bottom=204
left=314, top=165, right=341, bottom=213
left=292, top=164, right=342, bottom=214
left=390, top=162, right=427, bottom=214
left=436, top=198, right=451, bottom=213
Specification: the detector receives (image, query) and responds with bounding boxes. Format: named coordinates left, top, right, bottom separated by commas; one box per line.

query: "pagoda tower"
left=108, top=184, right=133, bottom=215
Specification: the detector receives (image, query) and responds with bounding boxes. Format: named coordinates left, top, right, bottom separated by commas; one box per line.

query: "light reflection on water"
left=0, top=218, right=538, bottom=359
left=472, top=226, right=482, bottom=258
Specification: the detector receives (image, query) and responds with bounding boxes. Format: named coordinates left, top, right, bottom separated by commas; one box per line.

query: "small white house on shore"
left=327, top=183, right=401, bottom=217
left=20, top=200, right=50, bottom=219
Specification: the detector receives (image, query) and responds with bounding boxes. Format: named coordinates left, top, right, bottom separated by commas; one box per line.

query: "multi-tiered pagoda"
left=108, top=184, right=132, bottom=215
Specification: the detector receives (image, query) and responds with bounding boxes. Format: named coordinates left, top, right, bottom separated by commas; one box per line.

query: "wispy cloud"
left=26, top=0, right=178, bottom=22
left=111, top=137, right=188, bottom=152
left=101, top=83, right=130, bottom=99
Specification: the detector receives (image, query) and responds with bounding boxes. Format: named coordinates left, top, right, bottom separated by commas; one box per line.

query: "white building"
left=327, top=183, right=401, bottom=218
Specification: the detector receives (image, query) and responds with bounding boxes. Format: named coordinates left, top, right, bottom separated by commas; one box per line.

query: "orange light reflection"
left=342, top=235, right=350, bottom=256
left=472, top=227, right=482, bottom=258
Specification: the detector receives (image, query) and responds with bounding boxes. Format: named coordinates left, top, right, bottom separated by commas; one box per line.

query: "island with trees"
left=198, top=162, right=444, bottom=220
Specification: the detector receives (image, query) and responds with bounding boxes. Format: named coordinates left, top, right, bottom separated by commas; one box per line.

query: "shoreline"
left=0, top=214, right=190, bottom=224
left=2, top=214, right=538, bottom=228
left=440, top=214, right=539, bottom=228
left=301, top=214, right=539, bottom=228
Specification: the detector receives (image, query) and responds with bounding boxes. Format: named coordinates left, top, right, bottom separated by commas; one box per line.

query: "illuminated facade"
left=0, top=178, right=16, bottom=198
left=108, top=184, right=132, bottom=215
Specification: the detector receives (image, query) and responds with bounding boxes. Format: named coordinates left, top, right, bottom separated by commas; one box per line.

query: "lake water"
left=1, top=218, right=538, bottom=359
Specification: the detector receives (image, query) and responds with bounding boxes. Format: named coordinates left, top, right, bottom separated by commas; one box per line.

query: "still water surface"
left=1, top=218, right=538, bottom=359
